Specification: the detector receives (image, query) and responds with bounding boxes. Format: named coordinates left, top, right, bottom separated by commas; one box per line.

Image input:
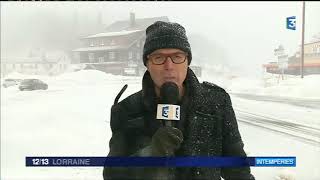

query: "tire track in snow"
left=235, top=109, right=320, bottom=147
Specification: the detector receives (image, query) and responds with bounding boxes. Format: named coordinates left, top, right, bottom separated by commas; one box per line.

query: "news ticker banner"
left=26, top=156, right=296, bottom=167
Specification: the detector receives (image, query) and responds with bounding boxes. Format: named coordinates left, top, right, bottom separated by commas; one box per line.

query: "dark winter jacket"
left=103, top=68, right=255, bottom=180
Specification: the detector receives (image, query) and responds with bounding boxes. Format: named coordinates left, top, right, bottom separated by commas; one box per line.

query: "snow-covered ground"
left=232, top=97, right=320, bottom=180
left=1, top=69, right=319, bottom=180
left=200, top=65, right=320, bottom=100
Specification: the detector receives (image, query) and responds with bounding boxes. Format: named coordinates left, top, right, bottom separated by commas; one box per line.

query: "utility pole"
left=301, top=1, right=305, bottom=78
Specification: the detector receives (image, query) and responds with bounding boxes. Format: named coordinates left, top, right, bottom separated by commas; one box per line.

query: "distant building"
left=263, top=40, right=320, bottom=75
left=1, top=51, right=71, bottom=77
left=72, top=13, right=169, bottom=76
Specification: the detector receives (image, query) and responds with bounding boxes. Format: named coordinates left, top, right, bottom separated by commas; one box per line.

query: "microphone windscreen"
left=160, top=82, right=179, bottom=104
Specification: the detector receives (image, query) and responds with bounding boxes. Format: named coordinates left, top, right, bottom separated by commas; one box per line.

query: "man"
left=103, top=21, right=255, bottom=180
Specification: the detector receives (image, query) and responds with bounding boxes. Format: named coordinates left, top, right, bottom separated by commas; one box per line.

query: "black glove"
left=151, top=126, right=183, bottom=156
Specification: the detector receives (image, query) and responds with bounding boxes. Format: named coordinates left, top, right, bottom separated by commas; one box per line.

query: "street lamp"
left=300, top=1, right=305, bottom=78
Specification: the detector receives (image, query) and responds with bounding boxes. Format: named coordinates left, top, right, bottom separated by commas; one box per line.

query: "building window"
left=136, top=52, right=140, bottom=60
left=109, top=52, right=115, bottom=60
left=100, top=40, right=105, bottom=46
left=110, top=40, right=115, bottom=45
left=312, top=47, right=317, bottom=53
left=98, top=57, right=104, bottom=63
left=90, top=41, right=94, bottom=47
left=128, top=51, right=133, bottom=59
left=89, top=53, right=94, bottom=63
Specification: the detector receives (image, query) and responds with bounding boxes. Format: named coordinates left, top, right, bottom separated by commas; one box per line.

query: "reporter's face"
left=146, top=48, right=188, bottom=93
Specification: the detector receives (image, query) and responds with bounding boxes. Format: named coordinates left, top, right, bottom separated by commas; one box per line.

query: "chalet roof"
left=1, top=58, right=63, bottom=64
left=72, top=45, right=127, bottom=52
left=2, top=52, right=70, bottom=64
left=82, top=30, right=143, bottom=39
left=73, top=15, right=169, bottom=52
left=304, top=40, right=320, bottom=46
left=105, top=16, right=169, bottom=32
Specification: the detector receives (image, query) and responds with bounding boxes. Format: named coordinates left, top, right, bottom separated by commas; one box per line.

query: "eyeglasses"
left=147, top=52, right=188, bottom=65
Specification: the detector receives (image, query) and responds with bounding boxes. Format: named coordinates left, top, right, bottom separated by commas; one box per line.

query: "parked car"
left=2, top=79, right=21, bottom=88
left=19, top=79, right=48, bottom=91
left=123, top=67, right=137, bottom=76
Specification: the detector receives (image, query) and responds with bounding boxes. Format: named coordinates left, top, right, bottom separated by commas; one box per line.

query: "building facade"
left=263, top=40, right=320, bottom=75
left=72, top=13, right=169, bottom=76
left=1, top=52, right=71, bottom=77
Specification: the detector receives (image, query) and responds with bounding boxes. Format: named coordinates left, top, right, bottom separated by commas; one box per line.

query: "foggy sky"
left=1, top=1, right=320, bottom=77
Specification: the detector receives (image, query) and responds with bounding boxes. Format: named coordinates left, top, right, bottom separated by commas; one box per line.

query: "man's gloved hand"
left=151, top=126, right=183, bottom=156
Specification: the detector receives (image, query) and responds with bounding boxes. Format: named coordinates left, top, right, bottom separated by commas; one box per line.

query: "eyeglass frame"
left=147, top=52, right=188, bottom=65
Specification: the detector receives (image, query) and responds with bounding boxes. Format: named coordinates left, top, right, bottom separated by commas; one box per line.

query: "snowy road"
left=238, top=122, right=320, bottom=180
left=236, top=109, right=320, bottom=146
left=232, top=96, right=320, bottom=180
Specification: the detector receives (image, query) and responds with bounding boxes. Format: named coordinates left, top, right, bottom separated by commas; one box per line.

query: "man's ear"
left=146, top=62, right=150, bottom=72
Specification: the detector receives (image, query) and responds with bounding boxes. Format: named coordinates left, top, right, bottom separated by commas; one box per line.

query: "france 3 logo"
left=157, top=104, right=180, bottom=120
left=286, top=16, right=296, bottom=30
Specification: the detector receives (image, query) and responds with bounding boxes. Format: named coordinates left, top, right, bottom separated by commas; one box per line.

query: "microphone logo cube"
left=162, top=106, right=169, bottom=118
left=157, top=104, right=180, bottom=121
left=175, top=106, right=180, bottom=119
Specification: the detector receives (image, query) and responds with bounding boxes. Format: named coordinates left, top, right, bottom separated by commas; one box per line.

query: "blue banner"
left=255, top=157, right=296, bottom=167
left=26, top=156, right=296, bottom=167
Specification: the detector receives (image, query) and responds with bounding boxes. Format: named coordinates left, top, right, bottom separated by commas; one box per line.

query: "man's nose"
left=163, top=57, right=174, bottom=69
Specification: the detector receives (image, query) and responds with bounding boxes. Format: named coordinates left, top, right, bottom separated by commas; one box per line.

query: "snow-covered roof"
left=82, top=30, right=143, bottom=39
left=304, top=40, right=320, bottom=45
left=1, top=57, right=69, bottom=64
left=1, top=50, right=71, bottom=64
left=105, top=16, right=169, bottom=32
left=1, top=57, right=43, bottom=63
left=72, top=45, right=126, bottom=52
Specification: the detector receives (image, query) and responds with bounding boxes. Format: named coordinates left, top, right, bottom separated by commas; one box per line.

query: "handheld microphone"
left=156, top=82, right=180, bottom=127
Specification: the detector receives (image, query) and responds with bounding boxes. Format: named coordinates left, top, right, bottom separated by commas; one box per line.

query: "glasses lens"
left=152, top=55, right=165, bottom=65
left=172, top=53, right=187, bottom=64
left=149, top=53, right=187, bottom=65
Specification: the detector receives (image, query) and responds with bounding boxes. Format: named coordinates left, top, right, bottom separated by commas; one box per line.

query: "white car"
left=123, top=67, right=137, bottom=76
left=2, top=79, right=21, bottom=88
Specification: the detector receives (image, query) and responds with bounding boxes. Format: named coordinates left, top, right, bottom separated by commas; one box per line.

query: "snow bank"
left=201, top=67, right=320, bottom=99
left=1, top=70, right=143, bottom=180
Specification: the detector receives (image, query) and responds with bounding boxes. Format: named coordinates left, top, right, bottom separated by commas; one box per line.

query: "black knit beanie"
left=143, top=21, right=192, bottom=66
